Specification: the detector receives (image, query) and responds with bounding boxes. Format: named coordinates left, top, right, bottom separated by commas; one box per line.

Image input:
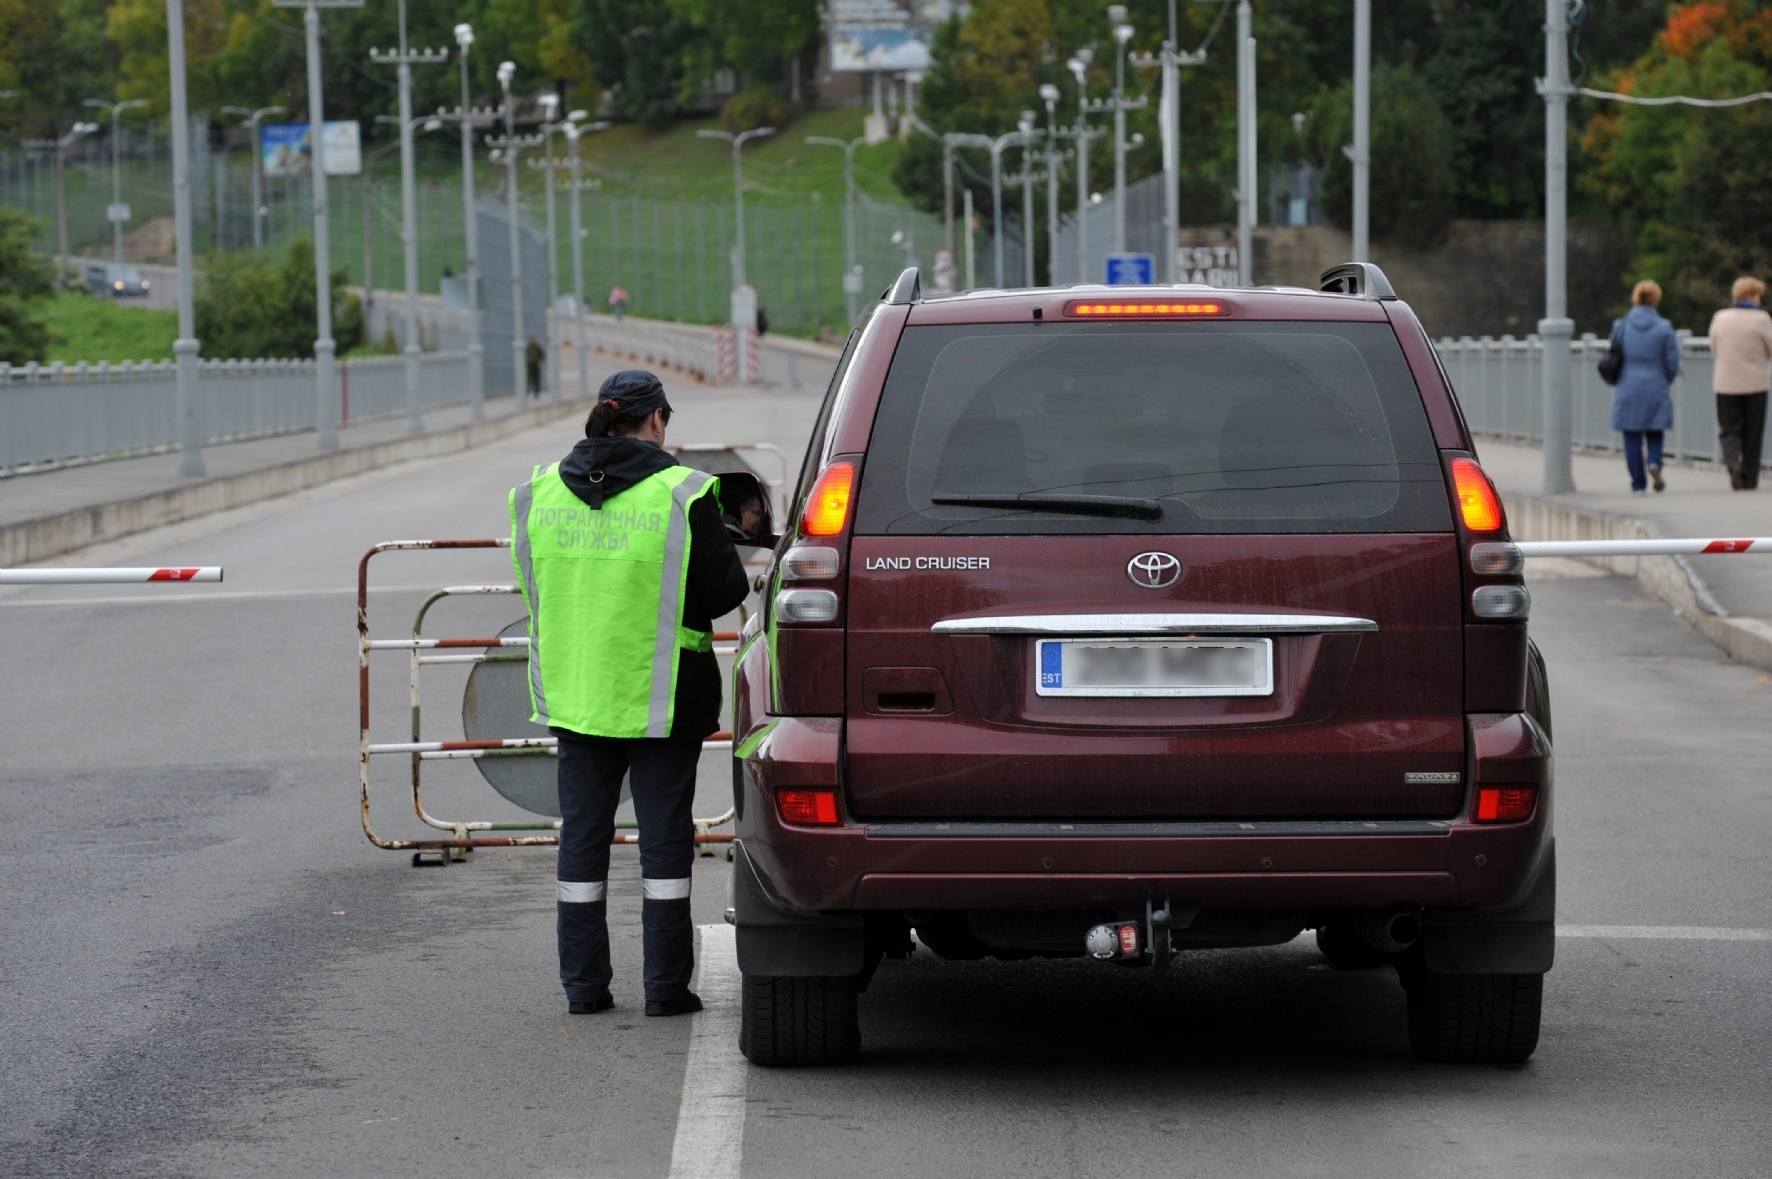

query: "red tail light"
left=801, top=462, right=855, bottom=537
left=1450, top=458, right=1504, bottom=532
left=1474, top=786, right=1537, bottom=823
left=777, top=788, right=841, bottom=826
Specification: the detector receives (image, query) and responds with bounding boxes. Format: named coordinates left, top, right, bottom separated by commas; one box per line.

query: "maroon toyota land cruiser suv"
left=728, top=264, right=1553, bottom=1067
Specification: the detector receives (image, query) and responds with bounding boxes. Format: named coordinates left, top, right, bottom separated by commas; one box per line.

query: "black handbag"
left=1598, top=323, right=1625, bottom=385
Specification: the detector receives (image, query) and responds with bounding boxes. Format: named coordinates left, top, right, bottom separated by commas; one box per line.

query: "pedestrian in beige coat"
left=1707, top=276, right=1772, bottom=490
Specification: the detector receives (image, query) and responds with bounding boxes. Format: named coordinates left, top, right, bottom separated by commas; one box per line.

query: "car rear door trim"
left=930, top=612, right=1379, bottom=636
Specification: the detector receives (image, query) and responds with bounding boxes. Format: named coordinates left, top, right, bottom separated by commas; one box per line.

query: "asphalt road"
left=3, top=402, right=1770, bottom=1176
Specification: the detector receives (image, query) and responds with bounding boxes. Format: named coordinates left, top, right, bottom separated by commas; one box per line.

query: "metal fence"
left=0, top=351, right=473, bottom=473
left=1436, top=333, right=1769, bottom=469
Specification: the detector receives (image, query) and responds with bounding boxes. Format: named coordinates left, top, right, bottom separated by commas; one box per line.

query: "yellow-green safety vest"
left=509, top=461, right=721, bottom=738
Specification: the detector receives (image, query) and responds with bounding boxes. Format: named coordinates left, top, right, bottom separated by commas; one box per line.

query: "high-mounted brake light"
left=1474, top=786, right=1537, bottom=823
left=777, top=788, right=841, bottom=826
left=801, top=461, right=855, bottom=537
left=1065, top=299, right=1226, bottom=318
left=1450, top=458, right=1504, bottom=532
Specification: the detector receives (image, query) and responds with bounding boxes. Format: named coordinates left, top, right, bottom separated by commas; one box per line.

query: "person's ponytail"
left=585, top=400, right=621, bottom=437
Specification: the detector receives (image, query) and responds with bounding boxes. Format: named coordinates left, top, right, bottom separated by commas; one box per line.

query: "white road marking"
left=667, top=924, right=746, bottom=1179
left=1559, top=925, right=1772, bottom=941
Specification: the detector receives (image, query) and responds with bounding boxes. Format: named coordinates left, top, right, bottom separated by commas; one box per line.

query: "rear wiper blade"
left=929, top=493, right=1164, bottom=521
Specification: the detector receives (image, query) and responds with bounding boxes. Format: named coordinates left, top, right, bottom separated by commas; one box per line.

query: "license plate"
left=1035, top=637, right=1273, bottom=697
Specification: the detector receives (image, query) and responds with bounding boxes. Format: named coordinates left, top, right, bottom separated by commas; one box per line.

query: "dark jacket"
left=553, top=436, right=750, bottom=741
left=1611, top=303, right=1680, bottom=432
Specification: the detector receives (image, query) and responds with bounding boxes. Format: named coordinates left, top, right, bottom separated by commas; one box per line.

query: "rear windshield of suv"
left=854, top=320, right=1452, bottom=535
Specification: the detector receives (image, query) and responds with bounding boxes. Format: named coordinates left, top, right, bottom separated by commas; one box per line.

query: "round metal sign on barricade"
left=460, top=619, right=630, bottom=817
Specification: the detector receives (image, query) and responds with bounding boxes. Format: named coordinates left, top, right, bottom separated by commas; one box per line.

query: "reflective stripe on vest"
left=509, top=462, right=718, bottom=738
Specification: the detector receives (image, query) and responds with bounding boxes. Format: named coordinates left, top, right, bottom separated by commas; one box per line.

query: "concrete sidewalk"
left=1478, top=437, right=1772, bottom=667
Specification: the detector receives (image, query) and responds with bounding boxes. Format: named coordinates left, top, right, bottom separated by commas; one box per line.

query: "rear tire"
left=738, top=974, right=860, bottom=1066
left=1405, top=968, right=1544, bottom=1064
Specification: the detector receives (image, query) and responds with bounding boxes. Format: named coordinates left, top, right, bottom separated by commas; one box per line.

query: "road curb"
left=2, top=396, right=594, bottom=568
left=1504, top=492, right=1772, bottom=672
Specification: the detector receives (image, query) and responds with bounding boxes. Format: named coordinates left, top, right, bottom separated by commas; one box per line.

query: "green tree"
left=1308, top=63, right=1455, bottom=250
left=0, top=207, right=57, bottom=364
left=671, top=0, right=820, bottom=102
left=574, top=0, right=699, bottom=126
left=196, top=238, right=360, bottom=360
left=1583, top=3, right=1772, bottom=327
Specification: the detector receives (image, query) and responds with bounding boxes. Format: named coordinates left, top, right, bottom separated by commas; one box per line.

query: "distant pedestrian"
left=1610, top=280, right=1681, bottom=495
left=1707, top=276, right=1771, bottom=490
left=526, top=334, right=545, bottom=398
left=608, top=284, right=629, bottom=322
left=755, top=299, right=769, bottom=338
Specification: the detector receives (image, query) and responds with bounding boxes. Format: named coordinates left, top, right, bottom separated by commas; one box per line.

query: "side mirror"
left=716, top=471, right=779, bottom=549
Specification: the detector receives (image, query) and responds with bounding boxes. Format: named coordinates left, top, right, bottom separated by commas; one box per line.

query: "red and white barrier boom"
left=0, top=567, right=222, bottom=584
left=1516, top=539, right=1770, bottom=557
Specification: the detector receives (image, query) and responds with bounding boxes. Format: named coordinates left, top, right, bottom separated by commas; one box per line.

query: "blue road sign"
left=1105, top=253, right=1155, bottom=285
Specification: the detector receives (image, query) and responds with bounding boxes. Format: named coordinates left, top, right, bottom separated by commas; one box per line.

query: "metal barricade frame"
left=357, top=539, right=739, bottom=866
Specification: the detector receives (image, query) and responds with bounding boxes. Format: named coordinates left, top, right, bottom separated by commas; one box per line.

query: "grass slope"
left=43, top=291, right=177, bottom=364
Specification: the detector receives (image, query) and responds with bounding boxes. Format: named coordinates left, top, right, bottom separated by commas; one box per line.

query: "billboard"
left=262, top=121, right=362, bottom=178
left=828, top=0, right=945, bottom=72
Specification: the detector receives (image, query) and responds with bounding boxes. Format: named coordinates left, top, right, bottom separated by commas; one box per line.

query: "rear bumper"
left=734, top=713, right=1553, bottom=916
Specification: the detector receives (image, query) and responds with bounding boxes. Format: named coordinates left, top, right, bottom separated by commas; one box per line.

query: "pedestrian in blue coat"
left=1610, top=279, right=1681, bottom=494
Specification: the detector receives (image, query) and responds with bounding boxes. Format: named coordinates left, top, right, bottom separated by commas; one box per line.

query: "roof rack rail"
left=884, top=266, right=922, bottom=306
left=1319, top=262, right=1397, bottom=301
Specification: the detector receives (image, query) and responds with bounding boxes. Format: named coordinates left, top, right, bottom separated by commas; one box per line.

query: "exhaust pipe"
left=1353, top=905, right=1423, bottom=954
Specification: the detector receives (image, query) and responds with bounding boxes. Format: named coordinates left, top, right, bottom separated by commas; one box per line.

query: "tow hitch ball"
left=1086, top=896, right=1186, bottom=969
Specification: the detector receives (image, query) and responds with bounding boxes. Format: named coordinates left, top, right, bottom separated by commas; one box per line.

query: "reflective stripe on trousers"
left=557, top=879, right=607, bottom=903
left=641, top=877, right=691, bottom=901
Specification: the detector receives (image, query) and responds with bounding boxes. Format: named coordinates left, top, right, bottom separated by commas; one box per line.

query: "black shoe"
left=1649, top=464, right=1665, bottom=492
left=645, top=991, right=703, bottom=1017
left=568, top=990, right=614, bottom=1014
left=1730, top=464, right=1744, bottom=490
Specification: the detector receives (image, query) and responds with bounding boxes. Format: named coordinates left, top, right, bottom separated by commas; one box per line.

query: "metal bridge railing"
left=0, top=350, right=473, bottom=474
left=1435, top=333, right=1768, bottom=469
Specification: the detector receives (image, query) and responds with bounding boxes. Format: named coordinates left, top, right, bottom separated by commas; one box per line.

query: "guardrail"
left=567, top=311, right=716, bottom=384
left=1435, top=333, right=1769, bottom=469
left=0, top=351, right=473, bottom=475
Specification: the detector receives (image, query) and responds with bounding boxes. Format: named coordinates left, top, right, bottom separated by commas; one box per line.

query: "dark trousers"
left=526, top=364, right=543, bottom=397
left=1622, top=429, right=1664, bottom=491
left=555, top=734, right=701, bottom=1002
left=1717, top=392, right=1767, bottom=489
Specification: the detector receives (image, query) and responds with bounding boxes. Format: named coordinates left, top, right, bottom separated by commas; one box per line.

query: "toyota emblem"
left=1127, top=551, right=1182, bottom=589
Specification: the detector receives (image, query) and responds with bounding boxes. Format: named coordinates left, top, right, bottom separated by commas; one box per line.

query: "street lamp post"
left=1040, top=85, right=1061, bottom=286
left=273, top=0, right=362, bottom=452
left=492, top=60, right=540, bottom=402
left=1016, top=111, right=1038, bottom=285
left=1236, top=0, right=1256, bottom=285
left=369, top=4, right=449, bottom=434
left=561, top=118, right=606, bottom=403
left=1539, top=0, right=1576, bottom=493
left=29, top=123, right=98, bottom=281
left=221, top=104, right=287, bottom=249
left=84, top=98, right=147, bottom=266
left=529, top=92, right=563, bottom=402
left=163, top=0, right=203, bottom=475
left=987, top=127, right=1036, bottom=289
left=806, top=134, right=865, bottom=321
left=1111, top=13, right=1135, bottom=253
left=1351, top=0, right=1371, bottom=264
left=697, top=126, right=776, bottom=290
left=1137, top=2, right=1207, bottom=282
left=1067, top=52, right=1095, bottom=283
left=448, top=23, right=487, bottom=419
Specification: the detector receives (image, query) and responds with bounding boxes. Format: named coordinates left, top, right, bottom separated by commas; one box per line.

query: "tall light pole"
left=987, top=127, right=1036, bottom=288
left=697, top=126, right=776, bottom=290
left=1017, top=110, right=1038, bottom=285
left=450, top=23, right=486, bottom=418
left=1111, top=12, right=1135, bottom=253
left=806, top=134, right=865, bottom=320
left=562, top=118, right=606, bottom=403
left=164, top=0, right=203, bottom=476
left=529, top=92, right=562, bottom=402
left=1351, top=0, right=1371, bottom=263
left=221, top=104, right=286, bottom=249
left=369, top=4, right=449, bottom=434
left=1236, top=0, right=1256, bottom=285
left=84, top=98, right=147, bottom=266
left=28, top=123, right=97, bottom=281
left=1068, top=51, right=1094, bottom=283
left=1142, top=1, right=1206, bottom=281
left=1540, top=0, right=1575, bottom=494
left=1041, top=84, right=1062, bottom=286
left=273, top=0, right=362, bottom=452
left=492, top=60, right=539, bottom=401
